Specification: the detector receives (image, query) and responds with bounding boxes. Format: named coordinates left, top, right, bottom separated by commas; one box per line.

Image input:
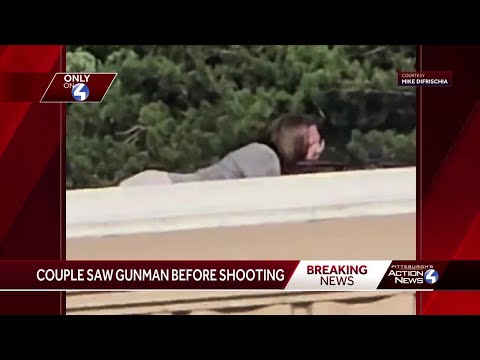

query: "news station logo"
left=387, top=264, right=439, bottom=286
left=71, top=83, right=90, bottom=102
left=397, top=71, right=452, bottom=87
left=424, top=269, right=439, bottom=284
left=40, top=73, right=117, bottom=103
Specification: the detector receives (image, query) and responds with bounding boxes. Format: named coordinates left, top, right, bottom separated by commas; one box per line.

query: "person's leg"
left=119, top=170, right=172, bottom=187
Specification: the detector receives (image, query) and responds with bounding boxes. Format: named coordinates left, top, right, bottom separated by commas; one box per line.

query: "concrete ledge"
left=67, top=167, right=416, bottom=239
left=66, top=168, right=417, bottom=315
left=67, top=214, right=416, bottom=260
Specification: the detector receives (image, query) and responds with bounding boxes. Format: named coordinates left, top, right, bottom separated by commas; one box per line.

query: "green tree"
left=66, top=45, right=416, bottom=189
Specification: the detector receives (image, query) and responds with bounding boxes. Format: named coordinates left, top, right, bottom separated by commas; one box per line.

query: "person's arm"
left=226, top=143, right=281, bottom=178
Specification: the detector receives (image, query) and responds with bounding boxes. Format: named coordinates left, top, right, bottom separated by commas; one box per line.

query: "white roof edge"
left=66, top=167, right=416, bottom=239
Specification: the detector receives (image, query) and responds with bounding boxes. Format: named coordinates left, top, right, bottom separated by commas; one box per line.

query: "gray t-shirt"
left=119, top=143, right=281, bottom=187
left=168, top=142, right=281, bottom=183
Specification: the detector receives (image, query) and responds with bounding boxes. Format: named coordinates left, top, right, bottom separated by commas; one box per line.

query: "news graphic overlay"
left=424, top=269, right=440, bottom=284
left=3, top=261, right=299, bottom=291
left=0, top=260, right=472, bottom=291
left=376, top=261, right=448, bottom=290
left=71, top=83, right=90, bottom=101
left=40, top=73, right=117, bottom=103
left=397, top=71, right=452, bottom=87
left=285, top=261, right=391, bottom=291
left=0, top=260, right=476, bottom=291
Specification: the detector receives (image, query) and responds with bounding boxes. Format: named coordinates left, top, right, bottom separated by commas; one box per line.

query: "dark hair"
left=269, top=113, right=319, bottom=173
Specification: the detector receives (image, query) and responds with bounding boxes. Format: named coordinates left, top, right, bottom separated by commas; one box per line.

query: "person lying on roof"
left=119, top=113, right=325, bottom=186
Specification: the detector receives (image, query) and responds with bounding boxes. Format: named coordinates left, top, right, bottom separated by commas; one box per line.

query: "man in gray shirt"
left=120, top=113, right=325, bottom=187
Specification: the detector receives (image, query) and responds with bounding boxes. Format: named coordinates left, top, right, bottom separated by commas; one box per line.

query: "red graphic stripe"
left=453, top=214, right=480, bottom=260
left=421, top=45, right=480, bottom=314
left=282, top=260, right=301, bottom=289
left=0, top=147, right=62, bottom=258
left=0, top=60, right=61, bottom=246
left=0, top=45, right=64, bottom=314
left=0, top=103, right=61, bottom=247
left=0, top=73, right=55, bottom=102
left=0, top=103, right=31, bottom=155
left=422, top=292, right=480, bottom=315
left=0, top=45, right=61, bottom=72
left=423, top=103, right=480, bottom=259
